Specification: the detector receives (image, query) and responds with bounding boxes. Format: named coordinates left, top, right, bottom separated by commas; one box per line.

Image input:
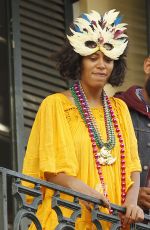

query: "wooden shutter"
left=20, top=0, right=70, bottom=145
left=10, top=0, right=73, bottom=171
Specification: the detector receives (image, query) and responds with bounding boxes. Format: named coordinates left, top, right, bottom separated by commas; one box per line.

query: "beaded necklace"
left=70, top=81, right=126, bottom=207
left=79, top=81, right=115, bottom=149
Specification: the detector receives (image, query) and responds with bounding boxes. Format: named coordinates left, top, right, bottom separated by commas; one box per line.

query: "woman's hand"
left=119, top=171, right=144, bottom=228
left=120, top=202, right=144, bottom=228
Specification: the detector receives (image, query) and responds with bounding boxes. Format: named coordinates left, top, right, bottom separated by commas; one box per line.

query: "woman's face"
left=80, top=51, right=114, bottom=88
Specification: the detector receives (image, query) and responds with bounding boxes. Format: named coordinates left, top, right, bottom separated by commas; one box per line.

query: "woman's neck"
left=80, top=81, right=103, bottom=107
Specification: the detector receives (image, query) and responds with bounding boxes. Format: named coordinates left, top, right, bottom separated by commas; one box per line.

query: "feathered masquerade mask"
left=67, top=9, right=128, bottom=60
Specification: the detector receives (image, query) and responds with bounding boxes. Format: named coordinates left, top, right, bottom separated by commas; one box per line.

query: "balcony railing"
left=0, top=167, right=150, bottom=230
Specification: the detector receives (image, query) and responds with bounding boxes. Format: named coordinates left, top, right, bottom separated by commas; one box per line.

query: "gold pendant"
left=95, top=183, right=108, bottom=194
left=97, top=146, right=116, bottom=165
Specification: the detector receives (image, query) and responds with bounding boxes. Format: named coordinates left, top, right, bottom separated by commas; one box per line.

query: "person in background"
left=115, top=57, right=150, bottom=212
left=22, top=9, right=144, bottom=229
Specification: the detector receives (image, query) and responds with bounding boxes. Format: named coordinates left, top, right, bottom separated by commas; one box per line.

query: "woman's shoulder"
left=110, top=96, right=128, bottom=108
left=110, top=96, right=130, bottom=116
left=40, top=90, right=75, bottom=108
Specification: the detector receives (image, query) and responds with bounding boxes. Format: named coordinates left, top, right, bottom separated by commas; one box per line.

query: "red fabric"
left=115, top=85, right=150, bottom=118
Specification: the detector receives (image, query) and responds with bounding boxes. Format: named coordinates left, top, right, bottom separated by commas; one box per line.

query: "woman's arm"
left=125, top=171, right=140, bottom=205
left=121, top=171, right=144, bottom=228
left=45, top=172, right=110, bottom=208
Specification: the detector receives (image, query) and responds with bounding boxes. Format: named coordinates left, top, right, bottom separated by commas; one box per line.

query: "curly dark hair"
left=53, top=39, right=127, bottom=87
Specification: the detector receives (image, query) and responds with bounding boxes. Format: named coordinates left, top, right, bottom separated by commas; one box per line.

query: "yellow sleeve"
left=22, top=94, right=79, bottom=182
left=113, top=98, right=142, bottom=173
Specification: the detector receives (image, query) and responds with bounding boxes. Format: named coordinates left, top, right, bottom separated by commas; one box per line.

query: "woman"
left=22, top=9, right=144, bottom=229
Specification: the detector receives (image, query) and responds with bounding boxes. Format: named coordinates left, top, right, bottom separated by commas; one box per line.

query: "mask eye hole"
left=85, top=41, right=97, bottom=48
left=103, top=43, right=113, bottom=51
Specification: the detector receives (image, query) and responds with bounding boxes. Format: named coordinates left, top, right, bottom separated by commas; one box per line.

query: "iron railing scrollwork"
left=0, top=167, right=150, bottom=230
left=92, top=203, right=150, bottom=230
left=12, top=179, right=42, bottom=230
left=52, top=191, right=81, bottom=230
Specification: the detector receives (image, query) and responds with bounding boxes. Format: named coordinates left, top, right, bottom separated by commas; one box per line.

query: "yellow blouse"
left=22, top=93, right=141, bottom=230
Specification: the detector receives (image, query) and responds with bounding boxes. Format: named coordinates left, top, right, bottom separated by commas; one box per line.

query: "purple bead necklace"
left=70, top=81, right=126, bottom=209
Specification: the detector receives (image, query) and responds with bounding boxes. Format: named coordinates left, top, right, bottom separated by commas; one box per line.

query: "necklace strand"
left=70, top=81, right=126, bottom=212
left=79, top=81, right=115, bottom=150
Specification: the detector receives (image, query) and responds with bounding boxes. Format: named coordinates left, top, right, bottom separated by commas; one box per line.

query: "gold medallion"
left=97, top=146, right=116, bottom=165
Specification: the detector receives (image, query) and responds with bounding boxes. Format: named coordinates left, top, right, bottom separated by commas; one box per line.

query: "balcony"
left=0, top=167, right=150, bottom=230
